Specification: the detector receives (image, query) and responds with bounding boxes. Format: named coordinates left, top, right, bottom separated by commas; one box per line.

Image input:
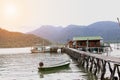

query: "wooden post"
left=86, top=56, right=90, bottom=70
left=93, top=59, right=97, bottom=75
left=110, top=64, right=117, bottom=80
left=101, top=61, right=106, bottom=80
left=78, top=54, right=82, bottom=65
left=90, top=57, right=94, bottom=72
left=98, top=47, right=99, bottom=53
left=108, top=62, right=113, bottom=74
left=82, top=54, right=86, bottom=67
left=116, top=65, right=120, bottom=79
left=97, top=59, right=101, bottom=73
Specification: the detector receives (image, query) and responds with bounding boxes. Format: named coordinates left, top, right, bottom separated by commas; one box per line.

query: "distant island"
left=0, top=28, right=51, bottom=48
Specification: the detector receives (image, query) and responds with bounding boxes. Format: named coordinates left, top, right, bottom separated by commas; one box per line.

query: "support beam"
left=101, top=61, right=106, bottom=80
left=116, top=65, right=120, bottom=79
left=90, top=57, right=94, bottom=72
left=108, top=62, right=113, bottom=74
left=97, top=59, right=101, bottom=73
left=110, top=64, right=117, bottom=80
left=86, top=56, right=90, bottom=70
left=93, top=59, right=97, bottom=75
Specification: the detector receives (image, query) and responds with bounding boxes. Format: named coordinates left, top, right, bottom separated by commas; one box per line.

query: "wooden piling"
left=116, top=65, right=120, bottom=79
left=101, top=61, right=106, bottom=80
left=110, top=64, right=117, bottom=80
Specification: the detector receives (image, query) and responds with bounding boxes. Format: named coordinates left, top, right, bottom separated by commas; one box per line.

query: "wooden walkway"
left=64, top=48, right=120, bottom=80
left=71, top=48, right=120, bottom=64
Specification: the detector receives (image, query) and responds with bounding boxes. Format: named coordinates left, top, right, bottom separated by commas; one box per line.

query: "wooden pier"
left=64, top=48, right=120, bottom=80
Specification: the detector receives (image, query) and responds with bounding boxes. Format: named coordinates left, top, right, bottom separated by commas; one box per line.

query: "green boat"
left=38, top=60, right=70, bottom=71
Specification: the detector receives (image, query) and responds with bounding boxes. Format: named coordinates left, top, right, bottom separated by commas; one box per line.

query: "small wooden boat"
left=38, top=60, right=70, bottom=71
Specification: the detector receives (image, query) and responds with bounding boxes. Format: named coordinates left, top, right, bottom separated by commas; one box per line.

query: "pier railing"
left=64, top=48, right=120, bottom=80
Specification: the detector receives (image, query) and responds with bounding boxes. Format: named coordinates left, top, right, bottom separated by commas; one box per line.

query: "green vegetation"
left=0, top=28, right=51, bottom=48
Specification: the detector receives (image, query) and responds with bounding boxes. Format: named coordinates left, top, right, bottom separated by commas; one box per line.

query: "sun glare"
left=4, top=4, right=17, bottom=18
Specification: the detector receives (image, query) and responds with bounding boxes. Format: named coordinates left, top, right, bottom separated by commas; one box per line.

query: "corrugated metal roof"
left=73, top=36, right=103, bottom=41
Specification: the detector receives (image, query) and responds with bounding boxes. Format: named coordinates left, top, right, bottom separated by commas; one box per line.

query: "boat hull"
left=38, top=61, right=70, bottom=71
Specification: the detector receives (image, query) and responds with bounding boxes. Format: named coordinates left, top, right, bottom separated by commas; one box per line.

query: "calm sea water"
left=0, top=44, right=120, bottom=80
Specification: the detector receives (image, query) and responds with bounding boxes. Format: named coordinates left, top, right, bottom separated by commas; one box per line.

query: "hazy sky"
left=0, top=0, right=120, bottom=32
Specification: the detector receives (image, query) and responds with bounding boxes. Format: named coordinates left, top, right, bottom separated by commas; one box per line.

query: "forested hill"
left=29, top=21, right=120, bottom=43
left=0, top=28, right=51, bottom=48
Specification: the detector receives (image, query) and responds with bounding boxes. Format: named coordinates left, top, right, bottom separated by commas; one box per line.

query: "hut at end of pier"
left=66, top=36, right=111, bottom=53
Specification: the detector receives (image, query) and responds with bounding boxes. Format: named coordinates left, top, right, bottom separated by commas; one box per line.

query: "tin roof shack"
left=73, top=36, right=104, bottom=53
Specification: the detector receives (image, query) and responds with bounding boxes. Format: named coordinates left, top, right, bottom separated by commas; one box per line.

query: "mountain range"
left=29, top=21, right=120, bottom=43
left=0, top=28, right=51, bottom=48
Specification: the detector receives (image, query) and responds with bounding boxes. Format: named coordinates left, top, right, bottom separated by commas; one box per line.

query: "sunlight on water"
left=0, top=47, right=31, bottom=54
